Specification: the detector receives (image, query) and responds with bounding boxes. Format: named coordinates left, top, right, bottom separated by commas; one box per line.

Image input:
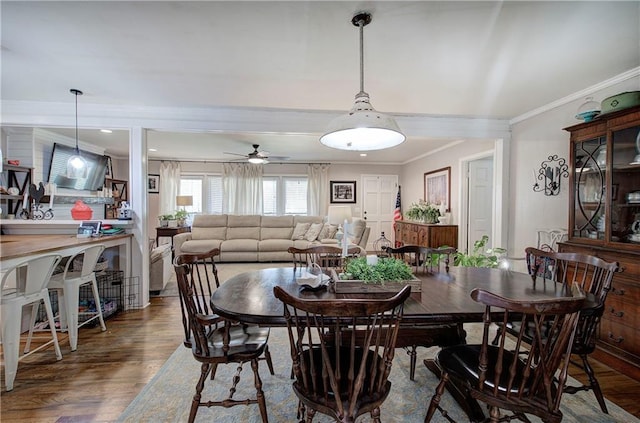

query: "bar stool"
left=45, top=244, right=107, bottom=351
left=1, top=254, right=63, bottom=391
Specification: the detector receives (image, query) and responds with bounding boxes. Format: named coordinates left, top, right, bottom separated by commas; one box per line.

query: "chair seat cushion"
left=192, top=324, right=269, bottom=360
left=436, top=344, right=530, bottom=394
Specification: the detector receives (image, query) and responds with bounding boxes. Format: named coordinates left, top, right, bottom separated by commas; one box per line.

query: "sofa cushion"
left=350, top=218, right=367, bottom=244
left=304, top=222, right=324, bottom=241
left=221, top=239, right=259, bottom=252
left=227, top=215, right=261, bottom=240
left=291, top=222, right=311, bottom=240
left=261, top=215, right=294, bottom=228
left=227, top=227, right=260, bottom=239
left=180, top=239, right=223, bottom=253
left=259, top=239, right=294, bottom=252
left=193, top=214, right=228, bottom=227
left=261, top=227, right=293, bottom=240
left=318, top=223, right=338, bottom=240
left=192, top=227, right=227, bottom=241
left=228, top=215, right=261, bottom=227
left=294, top=216, right=323, bottom=225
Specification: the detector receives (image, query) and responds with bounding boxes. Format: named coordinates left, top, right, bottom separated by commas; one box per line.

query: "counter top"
left=0, top=233, right=133, bottom=262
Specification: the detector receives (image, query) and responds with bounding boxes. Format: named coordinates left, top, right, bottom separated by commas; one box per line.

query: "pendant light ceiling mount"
left=320, top=12, right=405, bottom=152
left=66, top=88, right=88, bottom=179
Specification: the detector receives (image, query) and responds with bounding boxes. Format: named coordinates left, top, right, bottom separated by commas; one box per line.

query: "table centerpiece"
left=330, top=256, right=421, bottom=293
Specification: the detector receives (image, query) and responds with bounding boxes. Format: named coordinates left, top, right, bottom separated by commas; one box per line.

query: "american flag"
left=393, top=186, right=402, bottom=229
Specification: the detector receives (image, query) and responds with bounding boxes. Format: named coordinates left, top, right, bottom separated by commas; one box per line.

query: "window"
left=179, top=178, right=202, bottom=213
left=262, top=176, right=308, bottom=215
left=180, top=175, right=223, bottom=215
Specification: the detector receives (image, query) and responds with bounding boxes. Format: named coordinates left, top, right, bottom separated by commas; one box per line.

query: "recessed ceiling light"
left=148, top=148, right=157, bottom=152
left=360, top=153, right=367, bottom=157
left=100, top=129, right=112, bottom=133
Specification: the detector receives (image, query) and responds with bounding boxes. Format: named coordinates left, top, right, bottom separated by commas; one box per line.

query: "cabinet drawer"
left=603, top=294, right=640, bottom=329
left=608, top=279, right=640, bottom=303
left=599, top=319, right=640, bottom=357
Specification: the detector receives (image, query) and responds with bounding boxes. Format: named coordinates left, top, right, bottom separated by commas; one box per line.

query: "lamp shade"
left=327, top=205, right=352, bottom=225
left=176, top=195, right=193, bottom=207
left=320, top=92, right=405, bottom=151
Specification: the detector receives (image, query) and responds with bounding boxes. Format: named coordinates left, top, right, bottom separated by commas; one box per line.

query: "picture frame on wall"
left=148, top=174, right=160, bottom=194
left=330, top=181, right=356, bottom=204
left=424, top=166, right=451, bottom=210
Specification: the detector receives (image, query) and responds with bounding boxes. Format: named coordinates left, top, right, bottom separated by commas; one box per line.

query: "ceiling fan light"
left=248, top=157, right=265, bottom=164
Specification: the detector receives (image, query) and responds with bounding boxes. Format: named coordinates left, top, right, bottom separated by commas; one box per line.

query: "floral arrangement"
left=404, top=200, right=441, bottom=224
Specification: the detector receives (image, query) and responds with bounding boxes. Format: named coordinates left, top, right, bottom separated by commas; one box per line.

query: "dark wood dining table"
left=210, top=266, right=578, bottom=422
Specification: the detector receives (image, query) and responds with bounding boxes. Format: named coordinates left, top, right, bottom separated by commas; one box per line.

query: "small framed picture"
left=330, top=181, right=356, bottom=204
left=424, top=167, right=451, bottom=210
left=148, top=174, right=160, bottom=194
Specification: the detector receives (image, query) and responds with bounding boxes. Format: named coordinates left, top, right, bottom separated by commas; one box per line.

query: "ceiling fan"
left=224, top=144, right=289, bottom=164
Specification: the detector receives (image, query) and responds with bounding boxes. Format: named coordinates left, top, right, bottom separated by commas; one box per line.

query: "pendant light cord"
left=75, top=91, right=79, bottom=154
left=358, top=18, right=365, bottom=94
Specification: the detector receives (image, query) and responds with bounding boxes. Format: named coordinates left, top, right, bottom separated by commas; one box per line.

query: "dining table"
left=211, top=265, right=582, bottom=421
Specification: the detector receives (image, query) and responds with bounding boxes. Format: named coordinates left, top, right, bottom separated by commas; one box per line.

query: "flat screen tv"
left=47, top=143, right=109, bottom=191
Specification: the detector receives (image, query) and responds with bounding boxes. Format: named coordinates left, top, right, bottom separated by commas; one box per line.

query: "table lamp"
left=176, top=195, right=193, bottom=210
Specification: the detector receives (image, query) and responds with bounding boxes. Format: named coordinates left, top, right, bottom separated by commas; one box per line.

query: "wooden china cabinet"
left=559, top=105, right=640, bottom=379
left=394, top=220, right=458, bottom=249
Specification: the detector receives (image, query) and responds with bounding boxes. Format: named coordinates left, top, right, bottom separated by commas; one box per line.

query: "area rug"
left=119, top=324, right=637, bottom=422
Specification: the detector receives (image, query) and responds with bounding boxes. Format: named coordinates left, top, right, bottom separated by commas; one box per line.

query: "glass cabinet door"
left=611, top=124, right=640, bottom=244
left=573, top=136, right=607, bottom=240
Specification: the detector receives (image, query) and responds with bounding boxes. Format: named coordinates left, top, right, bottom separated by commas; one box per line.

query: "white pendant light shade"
left=67, top=88, right=88, bottom=179
left=320, top=12, right=405, bottom=151
left=320, top=92, right=405, bottom=151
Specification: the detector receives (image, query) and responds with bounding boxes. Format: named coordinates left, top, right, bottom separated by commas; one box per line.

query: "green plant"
left=174, top=210, right=188, bottom=220
left=454, top=235, right=506, bottom=268
left=404, top=200, right=440, bottom=223
left=343, top=257, right=414, bottom=283
left=159, top=214, right=174, bottom=221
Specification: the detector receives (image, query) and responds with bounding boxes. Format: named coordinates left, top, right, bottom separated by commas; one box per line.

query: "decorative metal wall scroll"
left=533, top=155, right=569, bottom=196
left=20, top=182, right=55, bottom=220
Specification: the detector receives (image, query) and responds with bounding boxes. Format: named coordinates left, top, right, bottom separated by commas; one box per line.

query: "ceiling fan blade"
left=268, top=156, right=290, bottom=161
left=224, top=152, right=248, bottom=157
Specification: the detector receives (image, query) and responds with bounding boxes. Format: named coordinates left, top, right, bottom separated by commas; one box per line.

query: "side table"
left=156, top=226, right=190, bottom=258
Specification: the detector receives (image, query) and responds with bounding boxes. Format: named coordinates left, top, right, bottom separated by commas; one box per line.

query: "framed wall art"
left=148, top=174, right=160, bottom=194
left=424, top=166, right=450, bottom=210
left=330, top=181, right=356, bottom=204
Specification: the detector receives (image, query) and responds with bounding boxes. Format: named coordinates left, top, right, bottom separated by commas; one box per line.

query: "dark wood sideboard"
left=394, top=220, right=458, bottom=249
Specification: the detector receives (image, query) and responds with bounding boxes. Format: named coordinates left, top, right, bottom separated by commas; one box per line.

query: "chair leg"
left=581, top=354, right=608, bottom=414
left=43, top=294, right=63, bottom=361
left=264, top=344, right=275, bottom=375
left=251, top=358, right=269, bottom=423
left=189, top=362, right=212, bottom=423
left=89, top=276, right=107, bottom=332
left=24, top=301, right=40, bottom=354
left=63, top=281, right=80, bottom=351
left=425, top=371, right=449, bottom=422
left=1, top=303, right=21, bottom=391
left=409, top=345, right=417, bottom=381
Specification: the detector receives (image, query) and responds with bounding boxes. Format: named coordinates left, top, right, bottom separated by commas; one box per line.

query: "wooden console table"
left=156, top=226, right=190, bottom=256
left=394, top=220, right=458, bottom=249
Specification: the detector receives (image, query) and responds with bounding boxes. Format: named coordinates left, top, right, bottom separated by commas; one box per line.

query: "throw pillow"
left=291, top=222, right=311, bottom=240
left=304, top=222, right=324, bottom=242
left=318, top=223, right=338, bottom=240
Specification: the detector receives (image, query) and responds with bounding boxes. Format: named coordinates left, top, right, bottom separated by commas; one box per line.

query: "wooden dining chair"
left=523, top=247, right=619, bottom=413
left=273, top=285, right=411, bottom=423
left=425, top=286, right=586, bottom=423
left=174, top=249, right=273, bottom=423
left=288, top=245, right=361, bottom=273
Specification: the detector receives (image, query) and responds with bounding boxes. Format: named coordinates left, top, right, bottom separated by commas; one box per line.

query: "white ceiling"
left=2, top=1, right=639, bottom=163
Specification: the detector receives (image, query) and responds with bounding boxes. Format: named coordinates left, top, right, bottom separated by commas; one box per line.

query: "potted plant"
left=175, top=209, right=189, bottom=227
left=404, top=200, right=441, bottom=224
left=453, top=235, right=507, bottom=268
left=334, top=256, right=421, bottom=293
left=158, top=214, right=173, bottom=228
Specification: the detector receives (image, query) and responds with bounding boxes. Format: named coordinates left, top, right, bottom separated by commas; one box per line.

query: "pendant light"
left=320, top=13, right=405, bottom=151
left=67, top=88, right=88, bottom=179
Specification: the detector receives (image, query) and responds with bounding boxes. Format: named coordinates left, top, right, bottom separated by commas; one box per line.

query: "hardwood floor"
left=2, top=295, right=639, bottom=422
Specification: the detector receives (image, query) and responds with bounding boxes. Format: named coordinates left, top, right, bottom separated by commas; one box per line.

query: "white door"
left=467, top=157, right=494, bottom=252
left=361, top=175, right=398, bottom=251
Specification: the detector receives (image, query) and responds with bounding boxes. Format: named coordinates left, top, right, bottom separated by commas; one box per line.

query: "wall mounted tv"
left=47, top=143, right=108, bottom=191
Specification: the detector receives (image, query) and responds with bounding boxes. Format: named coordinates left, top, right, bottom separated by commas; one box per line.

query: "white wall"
left=508, top=77, right=640, bottom=260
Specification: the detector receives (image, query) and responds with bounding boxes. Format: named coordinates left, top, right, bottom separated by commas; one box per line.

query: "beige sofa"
left=173, top=214, right=370, bottom=262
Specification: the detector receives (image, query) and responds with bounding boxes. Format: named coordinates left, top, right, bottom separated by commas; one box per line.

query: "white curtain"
left=159, top=161, right=181, bottom=215
left=223, top=163, right=263, bottom=214
left=307, top=164, right=330, bottom=216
